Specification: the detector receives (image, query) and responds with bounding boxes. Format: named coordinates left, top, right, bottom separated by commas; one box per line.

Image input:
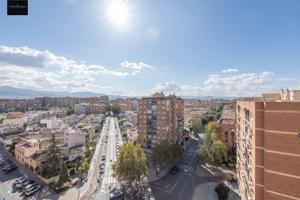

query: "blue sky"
left=0, top=0, right=299, bottom=96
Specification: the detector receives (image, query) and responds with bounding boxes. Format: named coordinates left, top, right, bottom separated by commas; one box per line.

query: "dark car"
left=3, top=165, right=18, bottom=174
left=110, top=188, right=123, bottom=199
left=170, top=166, right=179, bottom=174
left=22, top=179, right=35, bottom=188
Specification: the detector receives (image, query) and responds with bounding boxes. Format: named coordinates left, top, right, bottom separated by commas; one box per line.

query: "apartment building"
left=236, top=89, right=300, bottom=200
left=137, top=92, right=184, bottom=148
left=74, top=103, right=90, bottom=115
left=89, top=104, right=105, bottom=114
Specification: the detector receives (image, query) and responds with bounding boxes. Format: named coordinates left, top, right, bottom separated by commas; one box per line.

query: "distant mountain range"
left=0, top=86, right=125, bottom=99
left=0, top=86, right=239, bottom=100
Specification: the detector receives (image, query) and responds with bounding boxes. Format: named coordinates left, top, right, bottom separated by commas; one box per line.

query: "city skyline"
left=1, top=0, right=300, bottom=97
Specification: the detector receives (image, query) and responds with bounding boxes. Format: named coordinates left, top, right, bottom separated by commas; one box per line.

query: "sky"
left=0, top=0, right=300, bottom=97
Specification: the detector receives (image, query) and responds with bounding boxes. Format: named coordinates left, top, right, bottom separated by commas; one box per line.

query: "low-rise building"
left=218, top=107, right=236, bottom=149
left=64, top=127, right=85, bottom=148
left=40, top=117, right=58, bottom=129
left=15, top=139, right=40, bottom=172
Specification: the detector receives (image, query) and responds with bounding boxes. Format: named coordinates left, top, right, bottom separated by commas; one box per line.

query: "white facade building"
left=40, top=117, right=58, bottom=129
left=64, top=128, right=85, bottom=148
left=74, top=103, right=90, bottom=115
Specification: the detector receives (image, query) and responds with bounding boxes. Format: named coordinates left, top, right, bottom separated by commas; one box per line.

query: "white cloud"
left=201, top=71, right=275, bottom=96
left=145, top=26, right=160, bottom=42
left=0, top=45, right=133, bottom=93
left=154, top=82, right=201, bottom=96
left=120, top=61, right=153, bottom=70
left=120, top=61, right=153, bottom=75
left=154, top=71, right=291, bottom=97
left=222, top=68, right=239, bottom=73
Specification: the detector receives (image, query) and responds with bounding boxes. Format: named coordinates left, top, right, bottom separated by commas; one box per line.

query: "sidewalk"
left=148, top=164, right=172, bottom=183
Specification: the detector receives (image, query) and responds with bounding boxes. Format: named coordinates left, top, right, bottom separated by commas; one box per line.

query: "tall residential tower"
left=236, top=89, right=300, bottom=200
left=137, top=92, right=184, bottom=148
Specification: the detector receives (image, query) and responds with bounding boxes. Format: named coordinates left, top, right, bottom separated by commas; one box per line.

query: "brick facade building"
left=236, top=89, right=300, bottom=200
left=137, top=92, right=184, bottom=148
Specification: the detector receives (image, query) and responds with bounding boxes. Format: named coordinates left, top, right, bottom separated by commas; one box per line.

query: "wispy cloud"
left=154, top=71, right=293, bottom=97
left=222, top=68, right=239, bottom=73
left=0, top=45, right=132, bottom=93
left=120, top=61, right=153, bottom=75
left=120, top=61, right=153, bottom=70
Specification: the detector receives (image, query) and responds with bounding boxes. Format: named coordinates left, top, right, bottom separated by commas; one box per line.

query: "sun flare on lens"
left=104, top=0, right=132, bottom=30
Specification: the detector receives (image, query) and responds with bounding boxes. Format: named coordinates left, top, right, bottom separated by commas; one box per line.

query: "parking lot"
left=0, top=144, right=47, bottom=200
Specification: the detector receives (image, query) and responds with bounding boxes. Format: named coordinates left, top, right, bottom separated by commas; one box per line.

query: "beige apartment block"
left=236, top=89, right=300, bottom=200
left=137, top=92, right=184, bottom=148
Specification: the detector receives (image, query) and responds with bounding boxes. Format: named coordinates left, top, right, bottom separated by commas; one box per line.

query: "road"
left=91, top=116, right=122, bottom=200
left=151, top=139, right=219, bottom=200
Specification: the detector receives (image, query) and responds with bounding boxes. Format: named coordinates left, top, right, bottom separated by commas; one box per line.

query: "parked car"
left=170, top=166, right=179, bottom=174
left=23, top=183, right=38, bottom=193
left=24, top=185, right=41, bottom=196
left=14, top=175, right=28, bottom=184
left=110, top=188, right=123, bottom=199
left=22, top=179, right=35, bottom=188
left=16, top=177, right=29, bottom=188
left=3, top=165, right=18, bottom=174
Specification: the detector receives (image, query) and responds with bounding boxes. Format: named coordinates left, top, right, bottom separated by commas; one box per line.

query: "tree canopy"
left=42, top=134, right=62, bottom=178
left=190, top=119, right=205, bottom=134
left=56, top=162, right=69, bottom=188
left=66, top=107, right=74, bottom=116
left=215, top=183, right=230, bottom=200
left=106, top=103, right=121, bottom=115
left=198, top=122, right=228, bottom=165
left=112, top=142, right=148, bottom=198
left=152, top=140, right=182, bottom=168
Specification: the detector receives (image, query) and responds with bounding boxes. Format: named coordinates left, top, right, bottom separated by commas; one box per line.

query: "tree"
left=66, top=107, right=74, bottom=116
left=105, top=103, right=121, bottom=115
left=56, top=162, right=69, bottom=188
left=191, top=119, right=204, bottom=134
left=112, top=142, right=148, bottom=199
left=111, top=103, right=121, bottom=115
left=79, top=160, right=89, bottom=171
left=198, top=122, right=228, bottom=165
left=8, top=141, right=18, bottom=156
left=42, top=134, right=61, bottom=178
left=152, top=140, right=182, bottom=168
left=170, top=143, right=182, bottom=164
left=215, top=183, right=229, bottom=200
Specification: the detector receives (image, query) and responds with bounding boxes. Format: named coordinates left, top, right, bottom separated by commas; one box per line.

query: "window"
left=225, top=129, right=229, bottom=144
left=231, top=130, right=235, bottom=146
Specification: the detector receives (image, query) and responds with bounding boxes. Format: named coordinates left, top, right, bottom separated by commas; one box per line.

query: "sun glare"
left=104, top=0, right=132, bottom=30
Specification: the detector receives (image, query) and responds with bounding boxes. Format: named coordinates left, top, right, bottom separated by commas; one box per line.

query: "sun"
left=104, top=0, right=132, bottom=30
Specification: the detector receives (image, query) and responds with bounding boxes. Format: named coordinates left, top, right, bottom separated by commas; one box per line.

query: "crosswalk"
left=178, top=163, right=194, bottom=173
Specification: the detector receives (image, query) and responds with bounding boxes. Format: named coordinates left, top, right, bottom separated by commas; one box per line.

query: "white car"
left=25, top=185, right=41, bottom=196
